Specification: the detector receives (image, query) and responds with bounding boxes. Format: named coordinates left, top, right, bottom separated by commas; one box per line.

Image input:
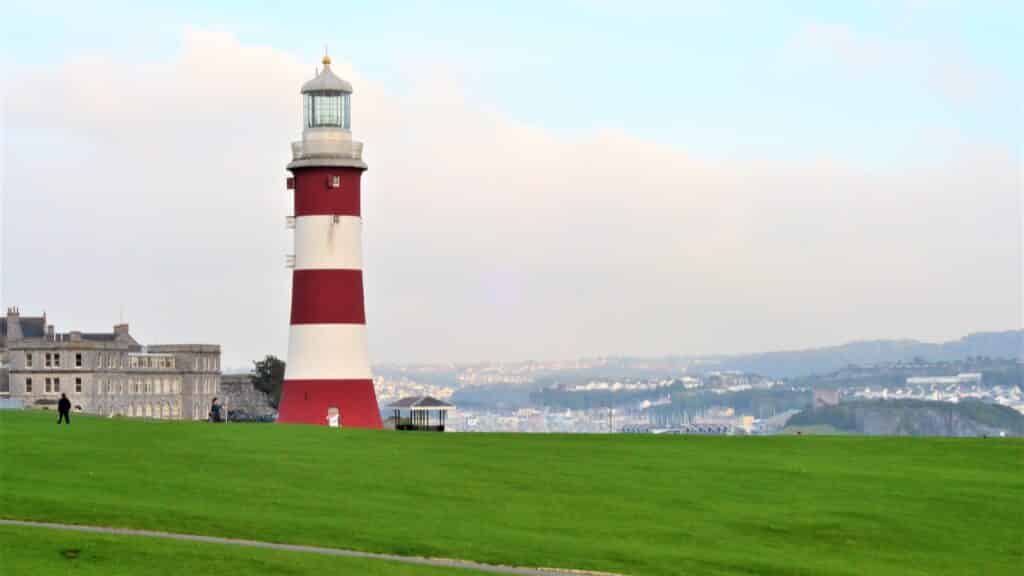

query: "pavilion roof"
left=387, top=396, right=454, bottom=410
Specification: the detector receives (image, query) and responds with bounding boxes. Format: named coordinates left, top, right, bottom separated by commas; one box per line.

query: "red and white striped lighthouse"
left=277, top=54, right=383, bottom=428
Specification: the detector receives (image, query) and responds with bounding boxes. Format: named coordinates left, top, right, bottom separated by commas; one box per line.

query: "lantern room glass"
left=304, top=92, right=350, bottom=129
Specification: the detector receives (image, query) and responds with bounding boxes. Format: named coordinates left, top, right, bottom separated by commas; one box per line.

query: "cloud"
left=3, top=29, right=1019, bottom=365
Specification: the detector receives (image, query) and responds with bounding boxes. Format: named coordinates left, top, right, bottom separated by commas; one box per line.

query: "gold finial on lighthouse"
left=322, top=45, right=331, bottom=66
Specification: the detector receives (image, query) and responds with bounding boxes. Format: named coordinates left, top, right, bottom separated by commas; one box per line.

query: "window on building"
left=54, top=378, right=60, bottom=392
left=54, top=353, right=61, bottom=367
left=26, top=353, right=33, bottom=368
left=330, top=175, right=341, bottom=188
left=76, top=353, right=83, bottom=367
left=45, top=353, right=52, bottom=367
left=45, top=378, right=52, bottom=393
left=25, top=378, right=32, bottom=393
left=75, top=378, right=82, bottom=393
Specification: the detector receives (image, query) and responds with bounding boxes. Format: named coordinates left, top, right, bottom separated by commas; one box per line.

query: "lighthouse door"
left=327, top=406, right=341, bottom=428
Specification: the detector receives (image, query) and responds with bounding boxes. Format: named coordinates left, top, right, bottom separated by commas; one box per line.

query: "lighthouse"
left=277, top=55, right=383, bottom=428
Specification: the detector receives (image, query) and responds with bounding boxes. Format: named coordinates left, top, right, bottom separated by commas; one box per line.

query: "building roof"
left=21, top=319, right=46, bottom=338
left=147, top=344, right=219, bottom=353
left=301, top=58, right=353, bottom=94
left=0, top=316, right=47, bottom=340
left=387, top=396, right=454, bottom=410
left=80, top=333, right=117, bottom=342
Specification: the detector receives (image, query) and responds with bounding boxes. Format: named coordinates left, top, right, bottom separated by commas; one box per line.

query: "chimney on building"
left=5, top=307, right=23, bottom=340
left=46, top=324, right=55, bottom=341
left=114, top=323, right=131, bottom=339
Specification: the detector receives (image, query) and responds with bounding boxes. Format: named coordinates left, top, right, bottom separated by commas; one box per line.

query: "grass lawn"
left=781, top=425, right=849, bottom=435
left=0, top=524, right=494, bottom=575
left=1, top=410, right=1021, bottom=575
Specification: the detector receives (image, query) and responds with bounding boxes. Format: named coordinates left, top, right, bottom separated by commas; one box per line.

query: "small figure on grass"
left=57, top=393, right=71, bottom=425
left=209, top=397, right=224, bottom=423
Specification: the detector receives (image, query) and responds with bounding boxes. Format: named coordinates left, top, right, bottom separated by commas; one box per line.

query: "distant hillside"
left=699, top=330, right=1022, bottom=378
left=786, top=399, right=1024, bottom=437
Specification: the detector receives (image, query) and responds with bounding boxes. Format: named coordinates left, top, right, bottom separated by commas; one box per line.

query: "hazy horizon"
left=2, top=2, right=1021, bottom=368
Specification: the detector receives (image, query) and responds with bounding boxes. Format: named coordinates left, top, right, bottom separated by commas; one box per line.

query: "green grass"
left=2, top=410, right=1022, bottom=575
left=782, top=425, right=850, bottom=435
left=0, top=524, right=493, bottom=575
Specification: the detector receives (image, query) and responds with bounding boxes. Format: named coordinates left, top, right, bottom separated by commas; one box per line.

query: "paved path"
left=0, top=518, right=620, bottom=576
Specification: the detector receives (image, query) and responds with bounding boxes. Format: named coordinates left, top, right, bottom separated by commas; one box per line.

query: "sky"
left=1, top=1, right=1021, bottom=368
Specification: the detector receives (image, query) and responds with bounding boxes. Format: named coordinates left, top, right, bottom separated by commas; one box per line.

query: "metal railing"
left=285, top=255, right=295, bottom=269
left=285, top=216, right=295, bottom=229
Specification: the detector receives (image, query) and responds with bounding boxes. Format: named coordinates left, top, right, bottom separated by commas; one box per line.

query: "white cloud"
left=3, top=29, right=1019, bottom=365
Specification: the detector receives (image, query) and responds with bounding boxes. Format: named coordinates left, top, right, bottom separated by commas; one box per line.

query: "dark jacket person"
left=57, top=394, right=72, bottom=424
left=209, top=398, right=223, bottom=423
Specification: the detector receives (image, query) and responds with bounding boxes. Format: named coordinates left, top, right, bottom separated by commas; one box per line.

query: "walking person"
left=57, top=393, right=71, bottom=425
left=209, top=397, right=223, bottom=423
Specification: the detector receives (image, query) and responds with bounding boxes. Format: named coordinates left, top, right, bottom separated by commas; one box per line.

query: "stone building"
left=1, top=307, right=221, bottom=420
left=219, top=373, right=275, bottom=417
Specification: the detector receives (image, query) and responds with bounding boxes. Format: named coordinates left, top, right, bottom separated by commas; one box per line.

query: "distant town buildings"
left=813, top=389, right=840, bottom=408
left=376, top=356, right=1022, bottom=433
left=906, top=373, right=983, bottom=386
left=1, top=307, right=220, bottom=420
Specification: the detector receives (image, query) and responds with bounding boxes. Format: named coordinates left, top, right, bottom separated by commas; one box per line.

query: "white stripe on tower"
left=286, top=324, right=371, bottom=380
left=293, top=215, right=363, bottom=270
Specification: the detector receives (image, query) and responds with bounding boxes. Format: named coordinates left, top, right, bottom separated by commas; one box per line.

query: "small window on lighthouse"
left=330, top=175, right=341, bottom=188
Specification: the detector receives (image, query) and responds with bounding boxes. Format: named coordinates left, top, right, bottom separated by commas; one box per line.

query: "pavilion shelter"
left=387, top=396, right=454, bottom=431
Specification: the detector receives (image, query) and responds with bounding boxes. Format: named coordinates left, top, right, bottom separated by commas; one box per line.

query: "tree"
left=252, top=355, right=286, bottom=409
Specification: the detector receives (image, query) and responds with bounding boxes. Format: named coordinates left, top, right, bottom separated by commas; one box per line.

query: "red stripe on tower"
left=290, top=270, right=366, bottom=324
left=277, top=54, right=382, bottom=429
left=293, top=169, right=362, bottom=217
